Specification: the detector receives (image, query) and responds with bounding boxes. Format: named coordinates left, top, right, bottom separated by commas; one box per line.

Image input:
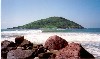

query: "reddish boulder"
left=55, top=42, right=95, bottom=59
left=44, top=35, right=68, bottom=50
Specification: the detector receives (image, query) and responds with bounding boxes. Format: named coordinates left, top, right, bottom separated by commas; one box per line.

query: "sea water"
left=1, top=28, right=100, bottom=58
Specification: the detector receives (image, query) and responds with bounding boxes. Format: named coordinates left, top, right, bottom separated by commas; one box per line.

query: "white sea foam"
left=1, top=30, right=42, bottom=42
left=24, top=32, right=100, bottom=44
left=1, top=30, right=42, bottom=34
left=1, top=30, right=100, bottom=57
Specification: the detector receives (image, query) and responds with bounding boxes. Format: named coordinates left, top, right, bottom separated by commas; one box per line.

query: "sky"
left=1, top=0, right=100, bottom=29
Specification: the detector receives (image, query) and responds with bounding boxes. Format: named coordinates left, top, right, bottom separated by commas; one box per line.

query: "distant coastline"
left=2, top=28, right=100, bottom=34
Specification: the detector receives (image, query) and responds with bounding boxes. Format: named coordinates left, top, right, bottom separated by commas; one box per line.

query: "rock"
left=19, top=39, right=33, bottom=49
left=1, top=47, right=17, bottom=59
left=55, top=42, right=95, bottom=59
left=38, top=52, right=53, bottom=59
left=1, top=40, right=15, bottom=50
left=33, top=44, right=43, bottom=48
left=7, top=48, right=34, bottom=59
left=19, top=39, right=32, bottom=46
left=1, top=57, right=7, bottom=59
left=44, top=35, right=68, bottom=50
left=7, top=42, right=47, bottom=59
left=80, top=45, right=95, bottom=58
left=15, top=36, right=24, bottom=45
left=37, top=45, right=47, bottom=53
left=15, top=36, right=33, bottom=49
left=1, top=40, right=11, bottom=47
left=32, top=44, right=47, bottom=57
left=1, top=36, right=95, bottom=59
left=1, top=40, right=16, bottom=59
left=1, top=48, right=9, bottom=59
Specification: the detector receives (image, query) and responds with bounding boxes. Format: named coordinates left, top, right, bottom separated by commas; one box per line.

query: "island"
left=8, top=17, right=84, bottom=29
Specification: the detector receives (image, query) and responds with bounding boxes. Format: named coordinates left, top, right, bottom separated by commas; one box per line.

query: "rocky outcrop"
left=15, top=36, right=33, bottom=49
left=1, top=40, right=16, bottom=49
left=19, top=39, right=33, bottom=50
left=6, top=44, right=47, bottom=59
left=44, top=35, right=68, bottom=50
left=1, top=35, right=95, bottom=59
left=1, top=40, right=16, bottom=59
left=32, top=44, right=47, bottom=57
left=55, top=42, right=95, bottom=59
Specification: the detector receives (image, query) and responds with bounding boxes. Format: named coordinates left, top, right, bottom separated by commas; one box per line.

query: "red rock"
left=55, top=42, right=95, bottom=59
left=44, top=35, right=68, bottom=50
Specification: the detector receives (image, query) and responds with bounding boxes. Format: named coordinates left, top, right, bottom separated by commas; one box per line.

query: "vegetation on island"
left=8, top=17, right=84, bottom=29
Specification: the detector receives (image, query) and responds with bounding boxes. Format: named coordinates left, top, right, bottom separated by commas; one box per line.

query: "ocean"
left=1, top=28, right=100, bottom=58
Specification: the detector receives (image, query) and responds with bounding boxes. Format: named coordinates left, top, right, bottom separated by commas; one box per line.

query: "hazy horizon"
left=1, top=0, right=100, bottom=29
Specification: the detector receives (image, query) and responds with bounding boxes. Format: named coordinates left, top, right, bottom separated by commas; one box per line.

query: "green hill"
left=9, top=17, right=84, bottom=29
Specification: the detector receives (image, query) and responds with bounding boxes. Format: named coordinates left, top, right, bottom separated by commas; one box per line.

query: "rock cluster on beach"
left=1, top=35, right=95, bottom=59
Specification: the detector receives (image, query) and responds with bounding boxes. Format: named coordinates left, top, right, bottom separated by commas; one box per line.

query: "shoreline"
left=1, top=32, right=100, bottom=57
left=1, top=32, right=100, bottom=43
left=1, top=35, right=100, bottom=58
